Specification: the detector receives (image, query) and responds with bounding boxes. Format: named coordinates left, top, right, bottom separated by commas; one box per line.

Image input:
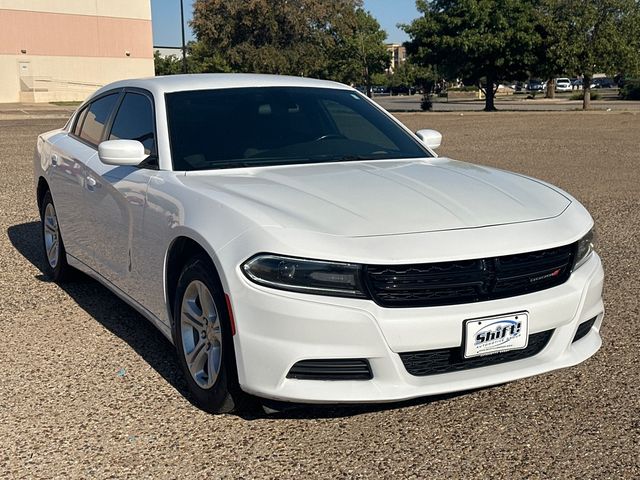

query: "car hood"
left=183, top=158, right=571, bottom=237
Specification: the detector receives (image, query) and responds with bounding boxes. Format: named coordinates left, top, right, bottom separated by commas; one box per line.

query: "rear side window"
left=108, top=93, right=156, bottom=155
left=73, top=107, right=88, bottom=136
left=79, top=93, right=119, bottom=146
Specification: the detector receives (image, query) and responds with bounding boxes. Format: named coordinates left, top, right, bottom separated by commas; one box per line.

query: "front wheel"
left=173, top=254, right=246, bottom=414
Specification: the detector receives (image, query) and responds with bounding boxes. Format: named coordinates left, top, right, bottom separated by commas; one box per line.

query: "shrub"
left=570, top=91, right=601, bottom=101
left=620, top=80, right=640, bottom=100
left=421, top=94, right=433, bottom=111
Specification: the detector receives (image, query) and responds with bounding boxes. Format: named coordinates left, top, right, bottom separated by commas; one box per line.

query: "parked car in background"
left=593, top=78, right=615, bottom=89
left=526, top=80, right=545, bottom=92
left=555, top=78, right=572, bottom=93
left=390, top=85, right=416, bottom=96
left=509, top=81, right=526, bottom=93
left=372, top=85, right=389, bottom=96
left=34, top=74, right=604, bottom=414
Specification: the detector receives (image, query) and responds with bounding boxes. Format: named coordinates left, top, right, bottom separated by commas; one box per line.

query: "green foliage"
left=550, top=0, right=640, bottom=79
left=375, top=63, right=438, bottom=93
left=190, top=0, right=387, bottom=84
left=154, top=50, right=183, bottom=76
left=540, top=0, right=640, bottom=108
left=570, top=91, right=602, bottom=100
left=402, top=0, right=541, bottom=111
left=154, top=42, right=230, bottom=76
left=420, top=94, right=433, bottom=111
left=620, top=79, right=640, bottom=99
left=329, top=8, right=390, bottom=95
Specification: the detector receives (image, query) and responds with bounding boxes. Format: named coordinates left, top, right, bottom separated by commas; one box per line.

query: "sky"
left=150, top=0, right=420, bottom=48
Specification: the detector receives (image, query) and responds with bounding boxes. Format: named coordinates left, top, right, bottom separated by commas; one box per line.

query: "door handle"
left=86, top=176, right=97, bottom=188
left=51, top=154, right=58, bottom=166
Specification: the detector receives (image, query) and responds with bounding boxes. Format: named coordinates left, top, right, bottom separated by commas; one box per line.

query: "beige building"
left=0, top=0, right=154, bottom=103
left=386, top=44, right=407, bottom=73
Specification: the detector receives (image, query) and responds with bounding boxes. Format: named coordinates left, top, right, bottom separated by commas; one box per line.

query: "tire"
left=40, top=190, right=74, bottom=282
left=172, top=254, right=246, bottom=414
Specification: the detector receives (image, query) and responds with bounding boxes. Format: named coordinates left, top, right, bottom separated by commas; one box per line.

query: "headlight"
left=573, top=228, right=596, bottom=270
left=242, top=254, right=368, bottom=298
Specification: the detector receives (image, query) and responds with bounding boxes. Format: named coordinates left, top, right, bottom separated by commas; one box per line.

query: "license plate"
left=463, top=312, right=529, bottom=358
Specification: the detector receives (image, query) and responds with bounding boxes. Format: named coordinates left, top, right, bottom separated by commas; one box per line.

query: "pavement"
left=0, top=103, right=77, bottom=121
left=1, top=112, right=638, bottom=478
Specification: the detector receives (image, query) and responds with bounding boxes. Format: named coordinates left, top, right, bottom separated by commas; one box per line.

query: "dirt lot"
left=1, top=112, right=638, bottom=479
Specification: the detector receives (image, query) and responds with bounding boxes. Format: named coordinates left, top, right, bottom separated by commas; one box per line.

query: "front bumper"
left=229, top=252, right=604, bottom=404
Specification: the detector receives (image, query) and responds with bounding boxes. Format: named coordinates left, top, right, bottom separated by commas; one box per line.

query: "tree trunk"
left=483, top=72, right=497, bottom=111
left=364, top=65, right=372, bottom=98
left=583, top=75, right=591, bottom=110
left=545, top=78, right=555, bottom=99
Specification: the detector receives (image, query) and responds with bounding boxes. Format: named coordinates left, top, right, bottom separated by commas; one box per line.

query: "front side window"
left=79, top=93, right=119, bottom=146
left=109, top=93, right=156, bottom=155
left=165, top=87, right=430, bottom=171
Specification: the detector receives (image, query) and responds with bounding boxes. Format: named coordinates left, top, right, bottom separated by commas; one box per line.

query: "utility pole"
left=180, top=0, right=187, bottom=74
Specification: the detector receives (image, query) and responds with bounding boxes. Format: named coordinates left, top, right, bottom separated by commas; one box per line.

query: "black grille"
left=400, top=330, right=554, bottom=376
left=287, top=359, right=372, bottom=380
left=365, top=243, right=576, bottom=308
left=573, top=317, right=597, bottom=343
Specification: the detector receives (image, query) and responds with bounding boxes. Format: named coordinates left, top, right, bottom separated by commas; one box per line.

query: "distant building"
left=0, top=1, right=154, bottom=103
left=386, top=44, right=407, bottom=73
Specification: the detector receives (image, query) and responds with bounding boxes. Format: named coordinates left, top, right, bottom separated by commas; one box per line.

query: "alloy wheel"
left=43, top=202, right=60, bottom=268
left=180, top=280, right=222, bottom=389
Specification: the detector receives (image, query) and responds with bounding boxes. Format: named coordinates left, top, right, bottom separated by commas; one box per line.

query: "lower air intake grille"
left=400, top=330, right=554, bottom=376
left=287, top=359, right=373, bottom=380
left=573, top=317, right=597, bottom=343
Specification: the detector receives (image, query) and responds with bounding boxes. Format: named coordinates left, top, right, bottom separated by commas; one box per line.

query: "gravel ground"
left=1, top=113, right=638, bottom=479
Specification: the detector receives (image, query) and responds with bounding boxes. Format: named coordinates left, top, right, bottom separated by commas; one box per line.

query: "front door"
left=85, top=91, right=158, bottom=300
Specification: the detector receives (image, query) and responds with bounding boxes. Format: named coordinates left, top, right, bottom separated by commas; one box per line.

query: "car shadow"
left=7, top=220, right=481, bottom=420
left=7, top=221, right=193, bottom=404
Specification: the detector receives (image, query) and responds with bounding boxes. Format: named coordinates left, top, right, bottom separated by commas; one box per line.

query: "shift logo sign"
left=464, top=313, right=529, bottom=358
left=475, top=320, right=521, bottom=347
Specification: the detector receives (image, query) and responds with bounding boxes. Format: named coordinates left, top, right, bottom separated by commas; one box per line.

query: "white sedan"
left=555, top=78, right=573, bottom=93
left=34, top=74, right=604, bottom=413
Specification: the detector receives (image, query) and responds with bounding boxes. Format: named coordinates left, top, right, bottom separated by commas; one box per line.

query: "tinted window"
left=165, top=87, right=429, bottom=171
left=79, top=93, right=119, bottom=146
left=109, top=93, right=156, bottom=155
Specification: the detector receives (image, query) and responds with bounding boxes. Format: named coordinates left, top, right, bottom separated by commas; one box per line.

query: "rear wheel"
left=40, top=190, right=74, bottom=282
left=173, top=254, right=246, bottom=413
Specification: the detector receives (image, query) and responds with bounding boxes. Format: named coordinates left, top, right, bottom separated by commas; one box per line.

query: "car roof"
left=92, top=73, right=352, bottom=99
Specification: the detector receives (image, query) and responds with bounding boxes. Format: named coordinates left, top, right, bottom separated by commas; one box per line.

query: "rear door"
left=85, top=89, right=159, bottom=298
left=48, top=92, right=120, bottom=266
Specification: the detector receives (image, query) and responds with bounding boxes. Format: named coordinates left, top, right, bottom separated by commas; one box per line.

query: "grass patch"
left=50, top=101, right=82, bottom=106
left=570, top=91, right=601, bottom=101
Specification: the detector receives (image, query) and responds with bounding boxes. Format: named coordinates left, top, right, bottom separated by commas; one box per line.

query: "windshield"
left=165, top=87, right=430, bottom=171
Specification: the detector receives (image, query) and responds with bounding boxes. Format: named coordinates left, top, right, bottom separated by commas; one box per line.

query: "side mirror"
left=98, top=140, right=148, bottom=166
left=416, top=129, right=442, bottom=150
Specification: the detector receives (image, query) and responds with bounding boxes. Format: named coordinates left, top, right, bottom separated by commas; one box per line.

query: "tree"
left=532, top=1, right=574, bottom=99
left=154, top=42, right=230, bottom=76
left=548, top=0, right=640, bottom=109
left=154, top=50, right=183, bottom=76
left=402, top=0, right=541, bottom=111
left=191, top=0, right=363, bottom=78
left=330, top=8, right=389, bottom=96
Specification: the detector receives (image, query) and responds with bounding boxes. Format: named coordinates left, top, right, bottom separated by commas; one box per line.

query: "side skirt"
left=66, top=254, right=174, bottom=344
